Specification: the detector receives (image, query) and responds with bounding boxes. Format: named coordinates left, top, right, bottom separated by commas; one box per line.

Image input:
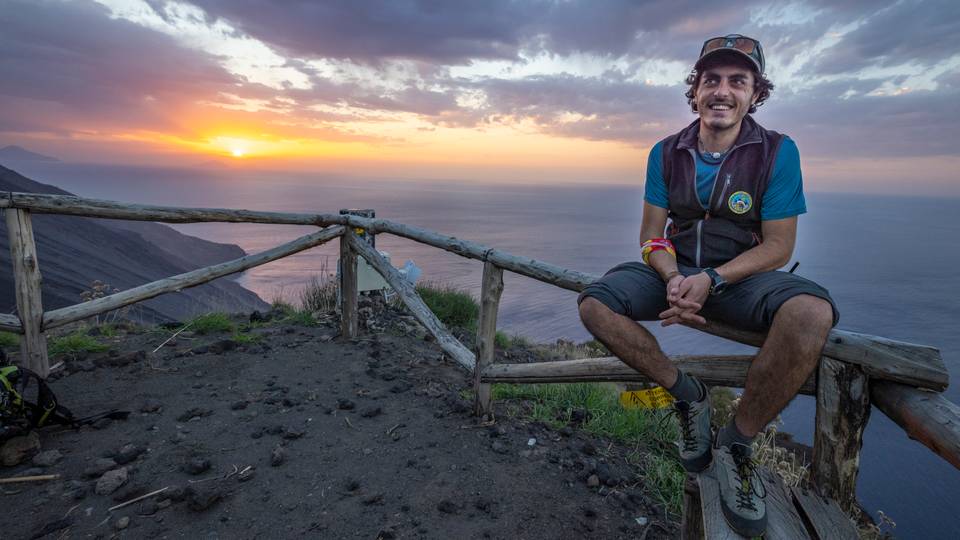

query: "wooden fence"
left=2, top=191, right=958, bottom=534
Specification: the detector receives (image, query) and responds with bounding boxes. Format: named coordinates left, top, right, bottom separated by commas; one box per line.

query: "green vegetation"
left=0, top=331, right=19, bottom=349
left=49, top=332, right=109, bottom=357
left=494, top=331, right=530, bottom=349
left=232, top=331, right=263, bottom=345
left=190, top=313, right=235, bottom=335
left=493, top=382, right=684, bottom=514
left=416, top=282, right=479, bottom=331
left=282, top=310, right=318, bottom=326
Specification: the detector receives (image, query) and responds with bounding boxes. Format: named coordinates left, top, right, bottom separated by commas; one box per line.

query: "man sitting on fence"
left=577, top=34, right=839, bottom=537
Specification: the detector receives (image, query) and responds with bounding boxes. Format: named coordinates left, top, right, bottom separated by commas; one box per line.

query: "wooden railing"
left=2, top=191, right=958, bottom=519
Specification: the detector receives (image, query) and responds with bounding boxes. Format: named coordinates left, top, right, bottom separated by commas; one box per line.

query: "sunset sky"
left=2, top=0, right=958, bottom=193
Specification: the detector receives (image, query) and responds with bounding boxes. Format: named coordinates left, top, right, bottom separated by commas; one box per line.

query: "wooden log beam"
left=686, top=320, right=948, bottom=392
left=6, top=209, right=49, bottom=376
left=812, top=357, right=870, bottom=512
left=342, top=215, right=595, bottom=292
left=339, top=228, right=359, bottom=339
left=481, top=355, right=817, bottom=395
left=347, top=234, right=475, bottom=371
left=681, top=474, right=704, bottom=540
left=0, top=314, right=22, bottom=334
left=474, top=262, right=504, bottom=419
left=872, top=381, right=960, bottom=471
left=6, top=192, right=344, bottom=226
left=43, top=226, right=344, bottom=330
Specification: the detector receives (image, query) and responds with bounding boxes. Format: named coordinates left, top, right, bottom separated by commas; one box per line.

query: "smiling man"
left=577, top=34, right=839, bottom=536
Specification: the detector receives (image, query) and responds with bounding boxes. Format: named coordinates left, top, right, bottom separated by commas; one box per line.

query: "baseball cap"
left=695, top=34, right=765, bottom=74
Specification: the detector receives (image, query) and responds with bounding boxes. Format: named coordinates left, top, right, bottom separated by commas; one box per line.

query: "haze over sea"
left=15, top=161, right=960, bottom=539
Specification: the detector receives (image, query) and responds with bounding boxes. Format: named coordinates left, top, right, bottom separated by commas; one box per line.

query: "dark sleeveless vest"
left=661, top=115, right=784, bottom=268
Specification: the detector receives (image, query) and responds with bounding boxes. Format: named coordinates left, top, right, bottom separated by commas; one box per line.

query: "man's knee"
left=778, top=294, right=834, bottom=333
left=578, top=296, right=612, bottom=325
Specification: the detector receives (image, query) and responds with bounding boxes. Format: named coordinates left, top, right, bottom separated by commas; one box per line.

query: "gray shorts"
left=578, top=262, right=839, bottom=332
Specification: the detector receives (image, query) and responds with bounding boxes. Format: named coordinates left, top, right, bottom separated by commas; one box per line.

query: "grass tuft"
left=415, top=282, right=479, bottom=330
left=190, top=313, right=235, bottom=335
left=49, top=332, right=109, bottom=357
left=493, top=382, right=683, bottom=514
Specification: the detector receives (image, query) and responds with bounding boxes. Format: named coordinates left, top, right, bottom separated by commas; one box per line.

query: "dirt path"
left=1, top=310, right=677, bottom=539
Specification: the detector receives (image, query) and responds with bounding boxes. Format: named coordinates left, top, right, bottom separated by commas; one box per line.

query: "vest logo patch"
left=728, top=191, right=753, bottom=215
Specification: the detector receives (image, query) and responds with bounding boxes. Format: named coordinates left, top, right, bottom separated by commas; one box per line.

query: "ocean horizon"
left=8, top=160, right=960, bottom=539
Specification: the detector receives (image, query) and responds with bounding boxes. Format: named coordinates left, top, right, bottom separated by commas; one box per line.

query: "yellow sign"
left=620, top=387, right=674, bottom=409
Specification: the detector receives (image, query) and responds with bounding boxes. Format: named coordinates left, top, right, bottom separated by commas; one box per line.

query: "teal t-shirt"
left=644, top=136, right=806, bottom=220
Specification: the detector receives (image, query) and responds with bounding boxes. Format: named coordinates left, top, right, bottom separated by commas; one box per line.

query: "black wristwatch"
left=703, top=268, right=727, bottom=295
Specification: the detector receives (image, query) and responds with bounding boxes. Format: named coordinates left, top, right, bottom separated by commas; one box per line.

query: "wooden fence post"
left=474, top=261, right=503, bottom=419
left=339, top=227, right=358, bottom=339
left=5, top=209, right=49, bottom=376
left=812, top=356, right=870, bottom=511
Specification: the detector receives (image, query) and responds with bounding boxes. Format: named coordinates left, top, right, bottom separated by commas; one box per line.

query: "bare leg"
left=735, top=295, right=834, bottom=437
left=578, top=297, right=679, bottom=387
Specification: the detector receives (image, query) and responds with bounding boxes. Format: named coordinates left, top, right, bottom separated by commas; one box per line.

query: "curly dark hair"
left=684, top=55, right=774, bottom=114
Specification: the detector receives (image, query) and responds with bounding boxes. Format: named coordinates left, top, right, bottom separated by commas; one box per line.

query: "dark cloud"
left=0, top=0, right=237, bottom=133
left=813, top=0, right=960, bottom=74
left=189, top=0, right=543, bottom=64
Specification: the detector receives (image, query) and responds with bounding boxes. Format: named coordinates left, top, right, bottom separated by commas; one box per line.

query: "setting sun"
left=231, top=148, right=245, bottom=158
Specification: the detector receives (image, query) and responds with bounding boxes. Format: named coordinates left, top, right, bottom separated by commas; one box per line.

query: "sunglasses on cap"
left=697, top=34, right=765, bottom=74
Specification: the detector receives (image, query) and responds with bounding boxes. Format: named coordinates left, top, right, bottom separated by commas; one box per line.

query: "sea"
left=9, top=161, right=960, bottom=539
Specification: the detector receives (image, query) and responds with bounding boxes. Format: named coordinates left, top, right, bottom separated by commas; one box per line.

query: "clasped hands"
left=659, top=272, right=711, bottom=326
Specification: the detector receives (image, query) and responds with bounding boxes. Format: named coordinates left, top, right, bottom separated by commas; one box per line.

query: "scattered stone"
left=95, top=467, right=129, bottom=495
left=140, top=399, right=163, bottom=413
left=176, top=408, right=213, bottom=422
left=32, top=449, right=63, bottom=467
left=83, top=458, right=118, bottom=479
left=63, top=480, right=88, bottom=501
left=570, top=408, right=591, bottom=424
left=270, top=445, right=285, bottom=466
left=581, top=442, right=597, bottom=456
left=266, top=425, right=284, bottom=435
left=0, top=431, right=40, bottom=466
left=490, top=441, right=509, bottom=455
left=282, top=428, right=305, bottom=440
left=527, top=438, right=537, bottom=447
left=208, top=339, right=238, bottom=355
left=185, top=484, right=222, bottom=511
left=115, top=516, right=130, bottom=530
left=139, top=498, right=160, bottom=515
left=389, top=381, right=412, bottom=393
left=183, top=457, right=211, bottom=475
left=586, top=475, right=600, bottom=488
left=336, top=399, right=355, bottom=410
left=230, top=400, right=248, bottom=411
left=114, top=443, right=146, bottom=465
left=488, top=426, right=507, bottom=438
left=360, top=407, right=382, bottom=418
left=362, top=492, right=385, bottom=505
left=71, top=359, right=96, bottom=373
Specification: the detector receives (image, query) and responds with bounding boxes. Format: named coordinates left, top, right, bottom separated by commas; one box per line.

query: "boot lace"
left=730, top=444, right=767, bottom=511
left=669, top=402, right=700, bottom=452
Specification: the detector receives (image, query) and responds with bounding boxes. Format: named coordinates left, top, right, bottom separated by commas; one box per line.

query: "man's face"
left=694, top=64, right=758, bottom=132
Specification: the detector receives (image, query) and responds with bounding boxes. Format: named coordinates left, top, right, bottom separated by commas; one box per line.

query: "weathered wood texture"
left=347, top=234, right=475, bottom=371
left=687, top=320, right=947, bottom=391
left=698, top=466, right=811, bottom=539
left=474, top=262, right=503, bottom=419
left=0, top=314, right=22, bottom=333
left=5, top=209, right=49, bottom=376
left=681, top=474, right=704, bottom=540
left=341, top=214, right=596, bottom=292
left=872, top=381, right=960, bottom=470
left=812, top=357, right=870, bottom=511
left=7, top=192, right=341, bottom=226
left=43, top=226, right=344, bottom=330
left=791, top=486, right=859, bottom=540
left=339, top=228, right=359, bottom=339
left=481, top=355, right=817, bottom=395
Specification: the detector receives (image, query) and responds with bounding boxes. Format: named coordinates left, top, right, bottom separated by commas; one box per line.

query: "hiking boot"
left=714, top=442, right=767, bottom=537
left=673, top=391, right=712, bottom=472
